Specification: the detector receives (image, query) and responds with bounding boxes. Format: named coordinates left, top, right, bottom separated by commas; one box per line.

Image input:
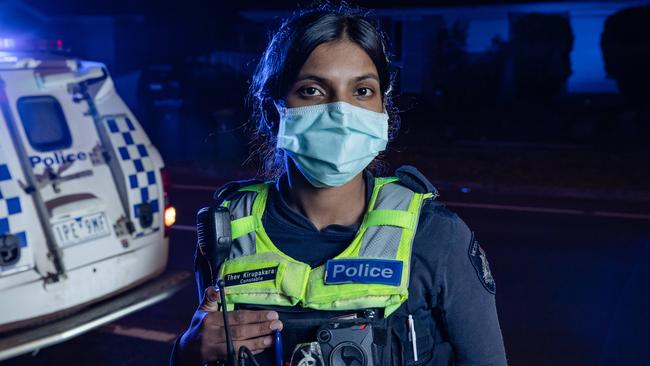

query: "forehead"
left=297, top=40, right=379, bottom=80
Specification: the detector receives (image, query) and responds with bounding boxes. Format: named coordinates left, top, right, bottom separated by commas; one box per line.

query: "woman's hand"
left=177, top=286, right=283, bottom=364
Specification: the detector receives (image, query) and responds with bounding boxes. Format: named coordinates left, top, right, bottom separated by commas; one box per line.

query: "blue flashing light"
left=0, top=38, right=16, bottom=49
left=0, top=37, right=64, bottom=51
left=460, top=187, right=471, bottom=193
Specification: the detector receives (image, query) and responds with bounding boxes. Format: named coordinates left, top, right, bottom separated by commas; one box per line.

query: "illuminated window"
left=17, top=96, right=72, bottom=151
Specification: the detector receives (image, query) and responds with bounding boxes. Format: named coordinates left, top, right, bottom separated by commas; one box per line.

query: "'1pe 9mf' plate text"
left=53, top=212, right=111, bottom=247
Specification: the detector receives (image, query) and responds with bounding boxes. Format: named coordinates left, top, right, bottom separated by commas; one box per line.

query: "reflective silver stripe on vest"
left=358, top=182, right=414, bottom=258
left=227, top=191, right=258, bottom=258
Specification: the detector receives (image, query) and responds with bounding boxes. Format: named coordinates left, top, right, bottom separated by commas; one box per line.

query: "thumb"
left=199, top=286, right=221, bottom=312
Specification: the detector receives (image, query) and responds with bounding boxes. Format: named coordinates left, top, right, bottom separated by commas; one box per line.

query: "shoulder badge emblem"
left=468, top=237, right=496, bottom=294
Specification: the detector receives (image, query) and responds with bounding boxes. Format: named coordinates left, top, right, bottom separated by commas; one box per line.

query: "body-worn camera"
left=291, top=321, right=375, bottom=366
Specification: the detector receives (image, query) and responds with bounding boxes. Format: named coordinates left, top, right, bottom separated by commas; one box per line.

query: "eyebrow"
left=294, top=74, right=328, bottom=84
left=353, top=74, right=380, bottom=83
left=294, top=73, right=380, bottom=84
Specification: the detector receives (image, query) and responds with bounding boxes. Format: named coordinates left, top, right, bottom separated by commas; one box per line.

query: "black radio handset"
left=196, top=206, right=232, bottom=287
left=197, top=206, right=236, bottom=365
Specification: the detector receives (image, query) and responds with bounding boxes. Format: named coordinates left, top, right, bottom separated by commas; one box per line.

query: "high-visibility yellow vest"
left=219, top=177, right=434, bottom=316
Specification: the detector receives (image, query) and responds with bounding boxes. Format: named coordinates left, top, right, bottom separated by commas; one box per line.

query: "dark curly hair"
left=246, top=2, right=400, bottom=180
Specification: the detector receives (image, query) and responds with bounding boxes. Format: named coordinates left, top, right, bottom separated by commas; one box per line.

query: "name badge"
left=224, top=266, right=278, bottom=287
left=325, top=259, right=403, bottom=286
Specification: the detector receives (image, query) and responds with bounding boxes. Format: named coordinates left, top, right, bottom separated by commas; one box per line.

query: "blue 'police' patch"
left=325, top=259, right=403, bottom=286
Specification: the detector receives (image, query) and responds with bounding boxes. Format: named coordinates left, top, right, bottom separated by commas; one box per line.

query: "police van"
left=0, top=41, right=188, bottom=360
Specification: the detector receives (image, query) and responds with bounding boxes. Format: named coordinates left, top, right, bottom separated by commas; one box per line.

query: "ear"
left=261, top=97, right=281, bottom=132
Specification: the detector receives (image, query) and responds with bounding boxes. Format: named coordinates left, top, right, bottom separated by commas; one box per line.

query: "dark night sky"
left=22, top=0, right=632, bottom=15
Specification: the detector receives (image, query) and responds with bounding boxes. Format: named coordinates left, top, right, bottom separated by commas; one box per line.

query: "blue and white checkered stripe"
left=104, top=116, right=160, bottom=238
left=0, top=155, right=27, bottom=249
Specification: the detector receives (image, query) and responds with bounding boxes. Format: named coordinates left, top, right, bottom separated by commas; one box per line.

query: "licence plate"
left=53, top=212, right=111, bottom=247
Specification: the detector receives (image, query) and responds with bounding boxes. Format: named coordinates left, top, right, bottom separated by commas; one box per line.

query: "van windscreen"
left=17, top=96, right=72, bottom=152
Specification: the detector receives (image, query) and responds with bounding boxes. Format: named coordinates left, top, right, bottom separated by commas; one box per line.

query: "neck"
left=281, top=162, right=367, bottom=231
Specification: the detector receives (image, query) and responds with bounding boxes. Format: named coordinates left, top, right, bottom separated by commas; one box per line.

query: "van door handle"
left=33, top=170, right=94, bottom=191
left=56, top=170, right=94, bottom=182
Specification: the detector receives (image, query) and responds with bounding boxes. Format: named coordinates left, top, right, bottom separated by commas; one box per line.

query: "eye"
left=298, top=86, right=324, bottom=97
left=354, top=87, right=375, bottom=97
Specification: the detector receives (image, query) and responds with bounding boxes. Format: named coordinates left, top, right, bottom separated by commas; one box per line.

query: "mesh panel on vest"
left=227, top=191, right=257, bottom=258
left=359, top=183, right=414, bottom=258
left=358, top=226, right=403, bottom=258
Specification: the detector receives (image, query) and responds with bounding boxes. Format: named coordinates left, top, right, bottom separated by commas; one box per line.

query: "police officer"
left=172, top=5, right=507, bottom=366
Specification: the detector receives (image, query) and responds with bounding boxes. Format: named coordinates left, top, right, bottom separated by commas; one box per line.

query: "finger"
left=233, top=335, right=275, bottom=354
left=202, top=315, right=283, bottom=344
left=229, top=320, right=283, bottom=340
left=208, top=335, right=274, bottom=360
left=203, top=309, right=279, bottom=331
left=228, top=310, right=279, bottom=325
left=199, top=286, right=221, bottom=312
left=252, top=348, right=265, bottom=355
left=203, top=310, right=227, bottom=330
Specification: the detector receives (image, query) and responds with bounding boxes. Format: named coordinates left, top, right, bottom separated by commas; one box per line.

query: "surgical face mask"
left=276, top=101, right=389, bottom=188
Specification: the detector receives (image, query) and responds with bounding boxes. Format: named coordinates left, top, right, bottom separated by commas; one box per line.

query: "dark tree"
left=601, top=6, right=650, bottom=106
left=511, top=13, right=574, bottom=101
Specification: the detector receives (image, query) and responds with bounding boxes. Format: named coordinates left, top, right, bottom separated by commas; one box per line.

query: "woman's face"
left=285, top=40, right=383, bottom=113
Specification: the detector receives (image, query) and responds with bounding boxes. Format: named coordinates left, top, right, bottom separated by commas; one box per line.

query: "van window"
left=17, top=96, right=72, bottom=151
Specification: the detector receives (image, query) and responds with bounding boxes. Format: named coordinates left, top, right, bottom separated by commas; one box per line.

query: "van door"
left=0, top=75, right=63, bottom=280
left=67, top=63, right=164, bottom=240
left=0, top=126, right=42, bottom=278
left=0, top=67, right=133, bottom=271
left=100, top=114, right=162, bottom=239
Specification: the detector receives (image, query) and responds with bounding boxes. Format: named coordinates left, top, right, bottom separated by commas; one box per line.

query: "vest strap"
left=367, top=177, right=400, bottom=210
left=239, top=183, right=267, bottom=193
left=365, top=209, right=417, bottom=229
left=232, top=215, right=257, bottom=240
